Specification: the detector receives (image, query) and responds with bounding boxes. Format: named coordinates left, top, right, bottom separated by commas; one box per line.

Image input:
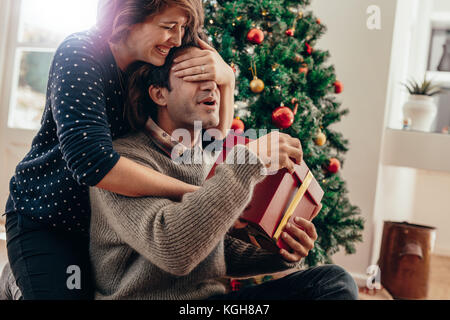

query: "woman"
left=4, top=0, right=235, bottom=299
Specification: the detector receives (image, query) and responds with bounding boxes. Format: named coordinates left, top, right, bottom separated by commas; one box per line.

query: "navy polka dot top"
left=5, top=27, right=130, bottom=234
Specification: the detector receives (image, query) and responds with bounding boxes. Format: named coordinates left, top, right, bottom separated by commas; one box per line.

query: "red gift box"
left=207, top=133, right=324, bottom=253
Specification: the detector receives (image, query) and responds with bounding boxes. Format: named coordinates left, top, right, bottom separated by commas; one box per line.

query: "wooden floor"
left=359, top=254, right=450, bottom=300
left=428, top=254, right=450, bottom=300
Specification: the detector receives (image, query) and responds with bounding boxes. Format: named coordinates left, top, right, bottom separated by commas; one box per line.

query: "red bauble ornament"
left=272, top=106, right=295, bottom=129
left=305, top=42, right=313, bottom=55
left=247, top=28, right=264, bottom=44
left=285, top=28, right=295, bottom=37
left=328, top=158, right=341, bottom=173
left=298, top=63, right=308, bottom=75
left=231, top=117, right=245, bottom=133
left=334, top=81, right=343, bottom=94
left=316, top=18, right=321, bottom=24
left=294, top=54, right=303, bottom=63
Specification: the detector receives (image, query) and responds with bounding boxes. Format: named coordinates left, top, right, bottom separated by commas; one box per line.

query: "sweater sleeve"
left=50, top=36, right=120, bottom=187
left=224, top=234, right=301, bottom=278
left=90, top=144, right=267, bottom=276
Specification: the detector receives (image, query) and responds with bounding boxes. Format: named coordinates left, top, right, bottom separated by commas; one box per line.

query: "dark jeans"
left=5, top=209, right=94, bottom=300
left=208, top=265, right=359, bottom=300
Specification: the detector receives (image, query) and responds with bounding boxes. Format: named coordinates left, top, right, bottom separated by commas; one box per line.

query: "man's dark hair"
left=124, top=43, right=201, bottom=131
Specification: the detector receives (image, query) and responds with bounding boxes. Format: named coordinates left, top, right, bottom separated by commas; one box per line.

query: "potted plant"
left=401, top=76, right=443, bottom=132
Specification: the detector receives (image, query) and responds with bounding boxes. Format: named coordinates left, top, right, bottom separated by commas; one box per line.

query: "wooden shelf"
left=382, top=128, right=450, bottom=173
left=426, top=71, right=450, bottom=88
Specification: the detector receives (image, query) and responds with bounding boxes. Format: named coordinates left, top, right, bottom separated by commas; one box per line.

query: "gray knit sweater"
left=89, top=131, right=298, bottom=300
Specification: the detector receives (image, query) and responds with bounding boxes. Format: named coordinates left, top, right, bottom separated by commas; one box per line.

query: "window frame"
left=0, top=0, right=99, bottom=135
left=1, top=0, right=40, bottom=141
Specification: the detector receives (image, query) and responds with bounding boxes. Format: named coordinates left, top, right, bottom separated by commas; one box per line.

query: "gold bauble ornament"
left=250, top=77, right=265, bottom=93
left=315, top=131, right=327, bottom=146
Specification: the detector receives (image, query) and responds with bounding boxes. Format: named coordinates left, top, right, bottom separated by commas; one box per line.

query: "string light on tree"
left=230, top=62, right=237, bottom=73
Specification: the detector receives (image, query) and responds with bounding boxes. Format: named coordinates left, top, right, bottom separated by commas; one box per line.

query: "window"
left=5, top=0, right=99, bottom=130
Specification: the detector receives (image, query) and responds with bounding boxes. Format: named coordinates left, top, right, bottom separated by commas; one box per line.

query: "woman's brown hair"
left=97, top=0, right=205, bottom=44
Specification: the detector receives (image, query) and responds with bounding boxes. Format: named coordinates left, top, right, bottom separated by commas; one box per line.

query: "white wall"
left=309, top=0, right=398, bottom=278
left=434, top=0, right=450, bottom=12
left=412, top=170, right=450, bottom=255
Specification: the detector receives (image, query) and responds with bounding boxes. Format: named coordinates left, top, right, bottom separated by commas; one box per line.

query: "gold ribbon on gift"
left=273, top=171, right=314, bottom=242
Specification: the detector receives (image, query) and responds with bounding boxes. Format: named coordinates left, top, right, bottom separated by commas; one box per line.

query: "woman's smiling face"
left=126, top=6, right=188, bottom=66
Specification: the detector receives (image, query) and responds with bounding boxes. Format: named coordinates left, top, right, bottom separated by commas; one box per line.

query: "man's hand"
left=279, top=217, right=318, bottom=263
left=233, top=218, right=248, bottom=229
left=247, top=131, right=303, bottom=174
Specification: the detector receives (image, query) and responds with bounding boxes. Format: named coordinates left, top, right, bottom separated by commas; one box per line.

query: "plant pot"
left=402, top=95, right=437, bottom=132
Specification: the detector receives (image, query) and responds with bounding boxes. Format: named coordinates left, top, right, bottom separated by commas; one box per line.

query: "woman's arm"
left=50, top=37, right=200, bottom=201
left=172, top=38, right=235, bottom=140
left=214, top=79, right=235, bottom=140
left=95, top=156, right=199, bottom=200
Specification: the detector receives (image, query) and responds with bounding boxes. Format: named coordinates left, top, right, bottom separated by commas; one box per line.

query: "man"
left=88, top=45, right=359, bottom=300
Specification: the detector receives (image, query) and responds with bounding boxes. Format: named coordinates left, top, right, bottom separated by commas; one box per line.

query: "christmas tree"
left=203, top=0, right=365, bottom=267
